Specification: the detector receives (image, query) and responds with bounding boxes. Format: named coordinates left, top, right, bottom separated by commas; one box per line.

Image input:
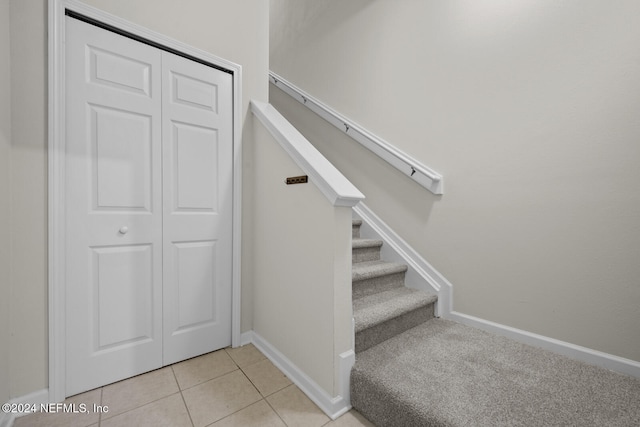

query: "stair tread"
left=352, top=238, right=383, bottom=249
left=352, top=219, right=363, bottom=226
left=352, top=260, right=408, bottom=282
left=353, top=287, right=436, bottom=333
left=351, top=318, right=640, bottom=427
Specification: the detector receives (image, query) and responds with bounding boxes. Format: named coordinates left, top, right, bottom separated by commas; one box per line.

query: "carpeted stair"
left=349, top=219, right=640, bottom=427
left=351, top=220, right=437, bottom=353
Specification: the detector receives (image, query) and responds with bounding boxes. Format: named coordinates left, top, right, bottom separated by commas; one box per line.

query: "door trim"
left=48, top=0, right=243, bottom=402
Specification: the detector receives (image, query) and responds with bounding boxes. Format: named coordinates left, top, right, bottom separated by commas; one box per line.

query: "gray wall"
left=0, top=0, right=12, bottom=406
left=270, top=0, right=640, bottom=361
left=2, top=0, right=268, bottom=401
left=5, top=0, right=48, bottom=400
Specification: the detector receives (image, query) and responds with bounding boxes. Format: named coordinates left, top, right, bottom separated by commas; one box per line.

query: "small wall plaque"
left=285, top=175, right=308, bottom=185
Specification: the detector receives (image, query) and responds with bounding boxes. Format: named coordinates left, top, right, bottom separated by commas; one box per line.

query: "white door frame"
left=48, top=0, right=243, bottom=402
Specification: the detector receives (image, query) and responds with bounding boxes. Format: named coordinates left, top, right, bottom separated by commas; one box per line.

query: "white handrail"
left=251, top=100, right=365, bottom=207
left=269, top=71, right=444, bottom=195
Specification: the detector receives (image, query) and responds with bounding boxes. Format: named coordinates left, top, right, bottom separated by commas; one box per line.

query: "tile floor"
left=14, top=344, right=375, bottom=427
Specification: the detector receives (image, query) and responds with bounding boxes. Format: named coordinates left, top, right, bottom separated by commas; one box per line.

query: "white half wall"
left=252, top=111, right=353, bottom=401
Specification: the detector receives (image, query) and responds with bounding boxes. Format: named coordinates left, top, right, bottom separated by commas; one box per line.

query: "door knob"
left=119, top=226, right=129, bottom=235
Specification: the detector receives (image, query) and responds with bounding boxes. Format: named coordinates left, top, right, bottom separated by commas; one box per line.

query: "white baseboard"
left=337, top=350, right=355, bottom=414
left=249, top=331, right=351, bottom=420
left=447, top=311, right=640, bottom=379
left=354, top=201, right=640, bottom=379
left=239, top=330, right=253, bottom=347
left=1, top=388, right=49, bottom=427
left=353, top=202, right=452, bottom=317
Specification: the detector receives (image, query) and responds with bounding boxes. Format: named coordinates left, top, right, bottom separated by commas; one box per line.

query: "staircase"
left=351, top=219, right=437, bottom=353
left=349, top=219, right=640, bottom=427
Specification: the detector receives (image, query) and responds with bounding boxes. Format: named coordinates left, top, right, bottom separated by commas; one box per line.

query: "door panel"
left=91, top=106, right=153, bottom=211
left=173, top=241, right=217, bottom=328
left=91, top=244, right=155, bottom=350
left=173, top=123, right=219, bottom=210
left=162, top=52, right=232, bottom=365
left=65, top=17, right=163, bottom=396
left=171, top=72, right=219, bottom=112
left=89, top=46, right=152, bottom=96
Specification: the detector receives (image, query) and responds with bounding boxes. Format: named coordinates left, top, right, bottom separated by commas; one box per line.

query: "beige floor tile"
left=100, top=393, right=191, bottom=427
left=242, top=358, right=292, bottom=397
left=13, top=388, right=102, bottom=427
left=325, top=410, right=376, bottom=427
left=209, top=400, right=286, bottom=427
left=172, top=349, right=238, bottom=390
left=101, top=367, right=179, bottom=419
left=267, top=385, right=330, bottom=427
left=224, top=344, right=266, bottom=368
left=182, top=369, right=262, bottom=427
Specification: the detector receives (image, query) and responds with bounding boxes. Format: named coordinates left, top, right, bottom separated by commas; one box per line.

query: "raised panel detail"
left=173, top=241, right=217, bottom=331
left=92, top=106, right=152, bottom=211
left=172, top=122, right=218, bottom=211
left=89, top=46, right=151, bottom=96
left=172, top=72, right=218, bottom=112
left=92, top=245, right=154, bottom=351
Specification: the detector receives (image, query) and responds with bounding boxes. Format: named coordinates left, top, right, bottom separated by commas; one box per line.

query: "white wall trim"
left=0, top=389, right=49, bottom=427
left=49, top=0, right=243, bottom=402
left=249, top=332, right=351, bottom=420
left=447, top=311, right=640, bottom=379
left=239, top=331, right=253, bottom=347
left=48, top=0, right=68, bottom=406
left=353, top=202, right=452, bottom=317
left=337, top=350, right=355, bottom=415
left=251, top=100, right=365, bottom=207
left=269, top=71, right=444, bottom=195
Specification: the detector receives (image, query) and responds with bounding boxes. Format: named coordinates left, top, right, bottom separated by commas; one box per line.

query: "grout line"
left=171, top=366, right=195, bottom=427
left=177, top=369, right=260, bottom=426
left=223, top=345, right=267, bottom=370
left=100, top=392, right=184, bottom=424
left=226, top=346, right=294, bottom=426
left=238, top=357, right=267, bottom=371
left=239, top=367, right=264, bottom=398
left=98, top=387, right=103, bottom=427
left=179, top=392, right=196, bottom=427
left=95, top=348, right=345, bottom=427
left=263, top=393, right=289, bottom=427
left=174, top=366, right=242, bottom=393
left=228, top=367, right=267, bottom=421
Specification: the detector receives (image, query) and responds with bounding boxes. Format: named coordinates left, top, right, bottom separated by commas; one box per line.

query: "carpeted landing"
left=350, top=219, right=640, bottom=426
left=350, top=318, right=640, bottom=427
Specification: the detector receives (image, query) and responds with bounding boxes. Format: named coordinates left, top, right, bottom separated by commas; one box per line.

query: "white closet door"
left=65, top=17, right=163, bottom=395
left=161, top=52, right=233, bottom=365
left=65, top=17, right=233, bottom=395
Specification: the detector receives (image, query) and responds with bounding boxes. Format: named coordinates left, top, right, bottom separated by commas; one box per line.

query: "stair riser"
left=353, top=246, right=381, bottom=263
left=355, top=303, right=434, bottom=353
left=352, top=224, right=361, bottom=239
left=351, top=373, right=432, bottom=427
left=352, top=272, right=406, bottom=300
